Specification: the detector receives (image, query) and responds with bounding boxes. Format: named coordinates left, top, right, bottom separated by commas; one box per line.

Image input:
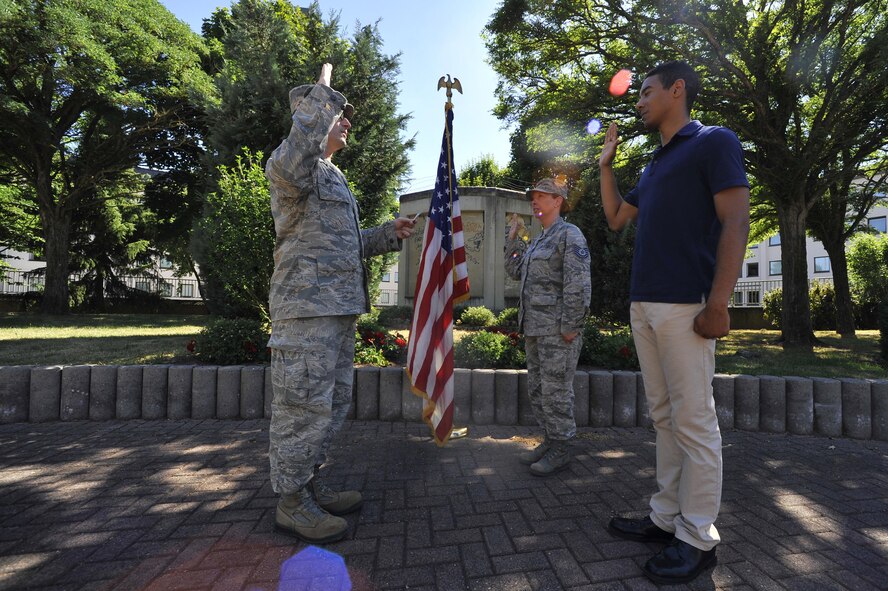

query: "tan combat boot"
left=275, top=486, right=348, bottom=543
left=312, top=467, right=363, bottom=515
left=518, top=436, right=550, bottom=465
left=529, top=440, right=571, bottom=476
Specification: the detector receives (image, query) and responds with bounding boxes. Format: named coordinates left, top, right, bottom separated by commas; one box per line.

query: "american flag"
left=406, top=106, right=469, bottom=446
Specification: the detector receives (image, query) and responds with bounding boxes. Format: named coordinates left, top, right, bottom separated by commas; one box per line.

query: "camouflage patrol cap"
left=289, top=84, right=355, bottom=119
left=528, top=177, right=568, bottom=199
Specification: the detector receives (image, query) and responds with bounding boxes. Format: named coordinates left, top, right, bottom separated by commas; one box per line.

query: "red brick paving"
left=0, top=420, right=886, bottom=590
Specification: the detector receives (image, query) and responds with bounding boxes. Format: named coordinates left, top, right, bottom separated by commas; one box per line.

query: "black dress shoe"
left=643, top=538, right=717, bottom=584
left=607, top=516, right=674, bottom=543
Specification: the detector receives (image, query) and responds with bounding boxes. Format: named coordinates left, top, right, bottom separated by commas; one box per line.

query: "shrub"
left=580, top=321, right=639, bottom=370
left=458, top=305, right=496, bottom=327
left=809, top=282, right=837, bottom=330
left=848, top=232, right=888, bottom=307
left=763, top=287, right=783, bottom=329
left=356, top=310, right=382, bottom=333
left=377, top=305, right=413, bottom=328
left=764, top=283, right=845, bottom=331
left=495, top=307, right=519, bottom=328
left=193, top=317, right=269, bottom=364
left=880, top=301, right=888, bottom=365
left=355, top=325, right=408, bottom=366
left=354, top=338, right=389, bottom=366
left=192, top=149, right=275, bottom=320
left=454, top=330, right=508, bottom=368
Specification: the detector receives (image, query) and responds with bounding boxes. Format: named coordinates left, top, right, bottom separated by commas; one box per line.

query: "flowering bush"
left=580, top=321, right=638, bottom=370
left=354, top=316, right=408, bottom=366
left=191, top=317, right=269, bottom=364
left=454, top=327, right=525, bottom=369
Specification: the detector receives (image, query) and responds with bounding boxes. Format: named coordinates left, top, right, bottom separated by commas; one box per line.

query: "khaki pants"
left=630, top=301, right=721, bottom=551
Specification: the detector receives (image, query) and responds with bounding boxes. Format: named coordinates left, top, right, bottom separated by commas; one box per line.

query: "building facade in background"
left=731, top=204, right=887, bottom=307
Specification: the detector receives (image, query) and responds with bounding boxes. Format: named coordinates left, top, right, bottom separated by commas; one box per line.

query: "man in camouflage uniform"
left=504, top=178, right=592, bottom=476
left=265, top=63, right=416, bottom=543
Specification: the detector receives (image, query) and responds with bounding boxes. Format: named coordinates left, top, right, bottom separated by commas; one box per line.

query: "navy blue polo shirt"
left=623, top=120, right=748, bottom=303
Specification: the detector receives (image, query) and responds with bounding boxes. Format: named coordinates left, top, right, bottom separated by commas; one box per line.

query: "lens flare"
left=585, top=118, right=602, bottom=135
left=609, top=69, right=633, bottom=97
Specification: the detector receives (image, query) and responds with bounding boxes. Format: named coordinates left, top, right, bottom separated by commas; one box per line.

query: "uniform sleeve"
left=561, top=226, right=592, bottom=334
left=361, top=220, right=402, bottom=258
left=265, top=84, right=348, bottom=190
left=703, top=127, right=749, bottom=195
left=504, top=236, right=527, bottom=280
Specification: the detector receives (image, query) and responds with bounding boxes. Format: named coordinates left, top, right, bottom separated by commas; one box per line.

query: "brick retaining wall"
left=1, top=365, right=886, bottom=440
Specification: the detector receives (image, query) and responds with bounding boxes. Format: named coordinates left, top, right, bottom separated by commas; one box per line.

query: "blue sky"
left=158, top=0, right=514, bottom=193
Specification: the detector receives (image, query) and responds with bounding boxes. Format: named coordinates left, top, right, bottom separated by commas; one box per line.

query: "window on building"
left=382, top=273, right=391, bottom=282
left=746, top=262, right=759, bottom=277
left=159, top=257, right=173, bottom=269
left=379, top=292, right=390, bottom=304
left=868, top=216, right=887, bottom=233
left=135, top=279, right=151, bottom=292
left=769, top=261, right=782, bottom=276
left=160, top=283, right=172, bottom=297
left=768, top=235, right=781, bottom=246
left=814, top=256, right=831, bottom=273
left=180, top=283, right=194, bottom=298
left=394, top=272, right=399, bottom=282
left=733, top=291, right=743, bottom=306
left=747, top=291, right=761, bottom=305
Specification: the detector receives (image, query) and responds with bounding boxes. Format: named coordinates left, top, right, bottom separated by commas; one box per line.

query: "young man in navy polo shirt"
left=598, top=61, right=750, bottom=584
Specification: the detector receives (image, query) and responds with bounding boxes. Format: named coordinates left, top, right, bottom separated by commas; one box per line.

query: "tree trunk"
left=40, top=210, right=72, bottom=314
left=821, top=237, right=856, bottom=337
left=777, top=204, right=817, bottom=348
left=88, top=269, right=106, bottom=310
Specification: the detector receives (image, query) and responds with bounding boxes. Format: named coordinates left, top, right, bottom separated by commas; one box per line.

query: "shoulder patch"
left=573, top=246, right=589, bottom=259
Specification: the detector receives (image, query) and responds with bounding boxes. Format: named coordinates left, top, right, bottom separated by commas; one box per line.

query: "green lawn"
left=1, top=313, right=885, bottom=379
left=715, top=329, right=886, bottom=379
left=0, top=314, right=208, bottom=366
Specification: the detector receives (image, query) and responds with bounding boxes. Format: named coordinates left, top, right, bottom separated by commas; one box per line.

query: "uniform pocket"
left=274, top=348, right=330, bottom=405
left=528, top=293, right=558, bottom=306
left=316, top=167, right=353, bottom=203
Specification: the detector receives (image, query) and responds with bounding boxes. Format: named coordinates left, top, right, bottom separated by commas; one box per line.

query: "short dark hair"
left=645, top=61, right=700, bottom=114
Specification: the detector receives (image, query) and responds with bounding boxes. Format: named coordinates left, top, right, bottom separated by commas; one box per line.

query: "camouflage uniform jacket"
left=504, top=217, right=591, bottom=337
left=265, top=83, right=401, bottom=322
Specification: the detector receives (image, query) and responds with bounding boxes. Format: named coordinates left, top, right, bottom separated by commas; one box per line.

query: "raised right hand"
left=318, top=63, right=332, bottom=87
left=599, top=122, right=619, bottom=169
left=508, top=213, right=524, bottom=240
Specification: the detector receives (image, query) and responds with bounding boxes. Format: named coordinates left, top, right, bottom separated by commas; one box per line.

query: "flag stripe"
left=406, top=106, right=468, bottom=446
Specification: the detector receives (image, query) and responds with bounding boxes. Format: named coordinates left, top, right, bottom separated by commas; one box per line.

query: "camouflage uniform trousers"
left=268, top=315, right=356, bottom=495
left=524, top=334, right=583, bottom=441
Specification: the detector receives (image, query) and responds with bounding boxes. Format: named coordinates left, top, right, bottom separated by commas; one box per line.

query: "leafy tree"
left=193, top=149, right=274, bottom=321
left=459, top=155, right=507, bottom=187
left=0, top=0, right=215, bottom=313
left=67, top=170, right=156, bottom=309
left=807, top=162, right=888, bottom=336
left=847, top=232, right=888, bottom=310
left=197, top=0, right=413, bottom=313
left=567, top=170, right=635, bottom=324
left=0, top=183, right=41, bottom=258
left=486, top=0, right=888, bottom=348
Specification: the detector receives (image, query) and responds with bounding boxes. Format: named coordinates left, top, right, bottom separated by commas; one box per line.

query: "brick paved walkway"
left=0, top=420, right=886, bottom=591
